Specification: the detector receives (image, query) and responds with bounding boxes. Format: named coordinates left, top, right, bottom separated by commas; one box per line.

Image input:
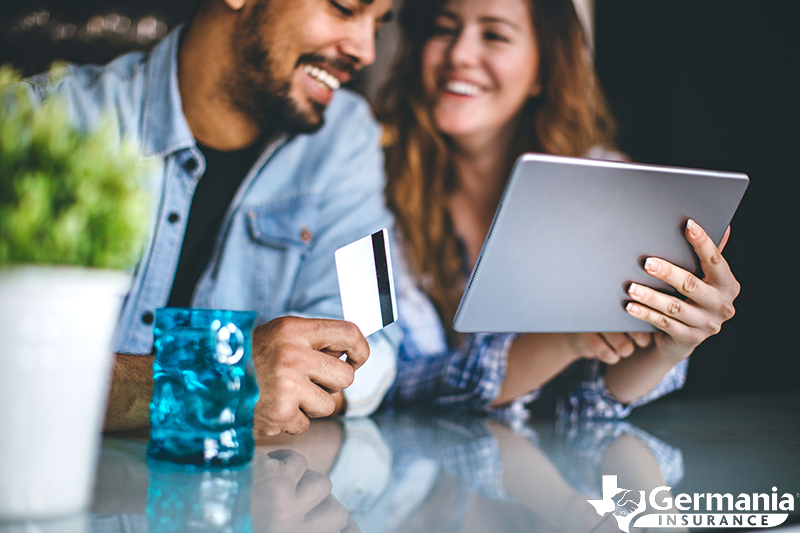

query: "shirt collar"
left=140, top=25, right=196, bottom=158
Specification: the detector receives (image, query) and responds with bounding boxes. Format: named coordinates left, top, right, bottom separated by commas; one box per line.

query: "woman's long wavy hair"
left=377, top=0, right=617, bottom=344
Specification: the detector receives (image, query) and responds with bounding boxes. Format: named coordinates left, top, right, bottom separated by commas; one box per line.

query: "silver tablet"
left=452, top=154, right=749, bottom=333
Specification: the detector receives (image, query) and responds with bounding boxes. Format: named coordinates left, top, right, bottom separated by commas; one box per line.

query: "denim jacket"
left=20, top=28, right=398, bottom=416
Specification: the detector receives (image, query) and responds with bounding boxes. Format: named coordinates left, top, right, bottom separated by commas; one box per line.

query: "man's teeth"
left=445, top=80, right=482, bottom=96
left=303, top=65, right=341, bottom=91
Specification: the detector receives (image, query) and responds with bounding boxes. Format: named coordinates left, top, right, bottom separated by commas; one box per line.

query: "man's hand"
left=103, top=353, right=154, bottom=432
left=251, top=317, right=369, bottom=437
left=625, top=220, right=740, bottom=361
left=250, top=449, right=358, bottom=533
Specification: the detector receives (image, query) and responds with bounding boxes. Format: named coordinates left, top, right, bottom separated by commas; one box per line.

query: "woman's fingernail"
left=687, top=219, right=702, bottom=238
left=626, top=302, right=639, bottom=315
left=645, top=258, right=661, bottom=273
left=628, top=283, right=644, bottom=299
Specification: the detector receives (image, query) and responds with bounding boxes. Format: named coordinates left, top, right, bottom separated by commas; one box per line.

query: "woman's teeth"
left=303, top=65, right=341, bottom=91
left=445, top=80, right=482, bottom=96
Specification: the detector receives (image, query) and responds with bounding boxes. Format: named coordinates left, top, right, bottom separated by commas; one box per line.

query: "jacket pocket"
left=245, top=196, right=318, bottom=252
left=243, top=196, right=319, bottom=318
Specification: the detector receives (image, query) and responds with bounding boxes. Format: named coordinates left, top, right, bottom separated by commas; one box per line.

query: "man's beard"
left=226, top=4, right=328, bottom=135
left=229, top=67, right=326, bottom=136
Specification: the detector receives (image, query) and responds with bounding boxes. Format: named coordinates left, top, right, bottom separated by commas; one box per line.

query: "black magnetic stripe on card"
left=371, top=230, right=394, bottom=327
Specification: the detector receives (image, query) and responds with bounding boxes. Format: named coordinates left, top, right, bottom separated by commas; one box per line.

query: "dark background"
left=0, top=0, right=193, bottom=76
left=2, top=1, right=797, bottom=396
left=595, top=2, right=799, bottom=396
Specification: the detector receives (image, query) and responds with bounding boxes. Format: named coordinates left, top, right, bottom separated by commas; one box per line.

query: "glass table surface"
left=5, top=391, right=799, bottom=533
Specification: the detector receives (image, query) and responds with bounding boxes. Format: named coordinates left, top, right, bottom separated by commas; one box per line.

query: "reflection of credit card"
left=334, top=228, right=397, bottom=337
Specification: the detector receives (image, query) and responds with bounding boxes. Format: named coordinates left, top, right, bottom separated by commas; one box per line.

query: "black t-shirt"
left=167, top=141, right=263, bottom=307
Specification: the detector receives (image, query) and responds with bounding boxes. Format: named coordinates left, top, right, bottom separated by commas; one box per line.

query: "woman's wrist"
left=651, top=337, right=695, bottom=366
left=492, top=334, right=583, bottom=406
left=517, top=333, right=583, bottom=364
left=561, top=333, right=593, bottom=364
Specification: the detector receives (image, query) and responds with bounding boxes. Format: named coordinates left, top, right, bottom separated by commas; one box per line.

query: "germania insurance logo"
left=587, top=475, right=794, bottom=532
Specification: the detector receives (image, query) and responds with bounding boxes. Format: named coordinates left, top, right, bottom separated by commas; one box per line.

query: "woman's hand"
left=624, top=220, right=740, bottom=361
left=568, top=332, right=653, bottom=365
left=493, top=332, right=652, bottom=406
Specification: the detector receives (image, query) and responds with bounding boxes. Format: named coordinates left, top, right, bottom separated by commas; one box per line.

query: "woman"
left=377, top=0, right=740, bottom=418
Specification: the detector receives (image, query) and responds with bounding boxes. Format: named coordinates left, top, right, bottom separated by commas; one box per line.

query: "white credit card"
left=335, top=228, right=397, bottom=337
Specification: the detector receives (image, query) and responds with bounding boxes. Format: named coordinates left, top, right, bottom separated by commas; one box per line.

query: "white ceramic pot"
left=0, top=266, right=129, bottom=522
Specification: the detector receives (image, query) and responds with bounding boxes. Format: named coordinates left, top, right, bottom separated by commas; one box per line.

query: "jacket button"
left=142, top=312, right=154, bottom=325
left=168, top=212, right=180, bottom=223
left=300, top=227, right=313, bottom=243
left=183, top=158, right=197, bottom=173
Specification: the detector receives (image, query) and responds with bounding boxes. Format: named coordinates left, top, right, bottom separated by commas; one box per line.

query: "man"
left=19, top=0, right=396, bottom=436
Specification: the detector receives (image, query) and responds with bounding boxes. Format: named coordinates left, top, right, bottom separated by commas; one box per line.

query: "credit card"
left=334, top=228, right=397, bottom=337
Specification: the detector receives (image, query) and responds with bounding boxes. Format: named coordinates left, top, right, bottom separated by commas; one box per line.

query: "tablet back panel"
left=452, top=154, right=749, bottom=333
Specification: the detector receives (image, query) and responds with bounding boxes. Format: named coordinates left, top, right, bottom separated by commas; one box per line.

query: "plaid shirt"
left=365, top=412, right=684, bottom=528
left=373, top=412, right=509, bottom=501
left=381, top=240, right=688, bottom=420
left=540, top=420, right=685, bottom=497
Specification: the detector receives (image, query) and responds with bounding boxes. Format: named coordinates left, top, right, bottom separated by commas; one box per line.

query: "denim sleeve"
left=283, top=94, right=396, bottom=417
left=284, top=97, right=392, bottom=319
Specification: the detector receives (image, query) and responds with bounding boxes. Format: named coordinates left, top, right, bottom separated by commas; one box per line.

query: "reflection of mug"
left=146, top=460, right=252, bottom=533
left=142, top=449, right=355, bottom=533
left=147, top=308, right=259, bottom=467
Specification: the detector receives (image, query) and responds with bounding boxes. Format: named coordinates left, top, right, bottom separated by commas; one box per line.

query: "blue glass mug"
left=147, top=308, right=260, bottom=467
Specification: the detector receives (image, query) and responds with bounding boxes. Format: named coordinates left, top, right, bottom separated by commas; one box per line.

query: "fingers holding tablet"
left=568, top=332, right=639, bottom=365
left=625, top=220, right=741, bottom=356
left=685, top=220, right=739, bottom=299
left=627, top=332, right=654, bottom=349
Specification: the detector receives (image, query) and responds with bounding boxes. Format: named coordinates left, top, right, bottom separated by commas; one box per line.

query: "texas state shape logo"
left=587, top=475, right=646, bottom=533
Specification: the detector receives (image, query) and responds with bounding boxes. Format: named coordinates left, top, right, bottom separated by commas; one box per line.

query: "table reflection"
left=90, top=420, right=359, bottom=533
left=356, top=413, right=686, bottom=533
left=89, top=413, right=689, bottom=533
left=89, top=393, right=800, bottom=532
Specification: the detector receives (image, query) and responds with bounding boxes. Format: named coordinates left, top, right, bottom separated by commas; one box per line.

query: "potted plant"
left=0, top=64, right=151, bottom=522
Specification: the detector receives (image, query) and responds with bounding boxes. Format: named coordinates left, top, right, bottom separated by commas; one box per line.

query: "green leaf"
left=0, top=63, right=152, bottom=269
